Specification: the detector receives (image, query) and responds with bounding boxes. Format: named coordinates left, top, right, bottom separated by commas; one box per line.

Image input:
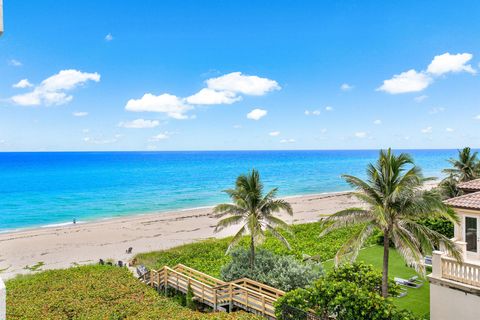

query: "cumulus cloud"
left=206, top=72, right=280, bottom=96
left=11, top=69, right=100, bottom=106
left=247, top=108, right=267, bottom=120
left=305, top=110, right=321, bottom=116
left=83, top=136, right=118, bottom=144
left=150, top=132, right=170, bottom=141
left=118, top=119, right=160, bottom=128
left=185, top=88, right=241, bottom=105
left=427, top=53, right=476, bottom=75
left=12, top=79, right=33, bottom=88
left=378, top=52, right=475, bottom=94
left=280, top=138, right=295, bottom=143
left=414, top=95, right=428, bottom=102
left=377, top=70, right=432, bottom=94
left=269, top=131, right=280, bottom=136
left=446, top=127, right=455, bottom=132
left=354, top=132, right=367, bottom=138
left=73, top=111, right=88, bottom=117
left=474, top=115, right=480, bottom=120
left=325, top=106, right=333, bottom=111
left=340, top=83, right=354, bottom=91
left=125, top=93, right=193, bottom=119
left=9, top=59, right=22, bottom=67
left=105, top=33, right=113, bottom=41
left=373, top=119, right=382, bottom=125
left=421, top=126, right=433, bottom=134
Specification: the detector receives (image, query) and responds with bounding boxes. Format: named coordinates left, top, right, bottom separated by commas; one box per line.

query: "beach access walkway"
left=138, top=264, right=284, bottom=319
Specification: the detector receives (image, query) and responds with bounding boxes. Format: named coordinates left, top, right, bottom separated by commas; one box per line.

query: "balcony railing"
left=431, top=250, right=480, bottom=289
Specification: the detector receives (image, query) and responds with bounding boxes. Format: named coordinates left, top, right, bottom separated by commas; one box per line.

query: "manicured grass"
left=324, top=246, right=430, bottom=318
left=6, top=265, right=260, bottom=320
left=135, top=221, right=377, bottom=277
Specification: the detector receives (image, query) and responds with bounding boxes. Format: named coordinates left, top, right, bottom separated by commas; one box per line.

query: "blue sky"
left=0, top=0, right=480, bottom=151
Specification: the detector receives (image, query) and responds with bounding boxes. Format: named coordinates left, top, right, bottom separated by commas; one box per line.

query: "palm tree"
left=213, top=169, right=293, bottom=269
left=438, top=174, right=463, bottom=199
left=443, top=147, right=480, bottom=182
left=320, top=149, right=460, bottom=298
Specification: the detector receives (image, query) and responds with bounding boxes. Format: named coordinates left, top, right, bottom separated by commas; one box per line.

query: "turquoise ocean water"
left=0, top=150, right=458, bottom=231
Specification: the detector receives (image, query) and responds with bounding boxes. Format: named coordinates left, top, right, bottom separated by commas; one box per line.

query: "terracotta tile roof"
left=457, top=179, right=480, bottom=191
left=445, top=191, right=480, bottom=210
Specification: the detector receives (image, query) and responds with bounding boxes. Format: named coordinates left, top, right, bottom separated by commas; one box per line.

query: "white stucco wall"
left=0, top=276, right=5, bottom=320
left=430, top=283, right=480, bottom=320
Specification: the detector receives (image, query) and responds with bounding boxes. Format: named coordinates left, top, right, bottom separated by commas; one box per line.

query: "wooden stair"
left=138, top=264, right=284, bottom=319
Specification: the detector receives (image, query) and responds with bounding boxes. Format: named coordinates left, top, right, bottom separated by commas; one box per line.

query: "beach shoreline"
left=0, top=181, right=438, bottom=280
left=0, top=190, right=361, bottom=279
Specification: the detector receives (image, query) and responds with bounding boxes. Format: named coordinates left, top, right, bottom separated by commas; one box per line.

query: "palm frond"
left=214, top=215, right=244, bottom=233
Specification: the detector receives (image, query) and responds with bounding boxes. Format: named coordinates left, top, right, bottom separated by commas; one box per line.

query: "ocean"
left=0, top=150, right=458, bottom=231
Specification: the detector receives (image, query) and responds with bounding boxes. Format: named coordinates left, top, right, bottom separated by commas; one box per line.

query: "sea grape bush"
left=275, top=263, right=418, bottom=320
left=221, top=248, right=323, bottom=291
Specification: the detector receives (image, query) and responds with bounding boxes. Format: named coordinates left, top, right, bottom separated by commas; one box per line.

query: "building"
left=429, top=179, right=480, bottom=320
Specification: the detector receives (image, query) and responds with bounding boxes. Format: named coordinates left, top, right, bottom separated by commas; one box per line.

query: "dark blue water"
left=0, top=150, right=457, bottom=231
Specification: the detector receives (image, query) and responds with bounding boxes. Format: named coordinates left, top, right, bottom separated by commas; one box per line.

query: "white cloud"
left=427, top=53, right=476, bottom=76
left=12, top=79, right=33, bottom=88
left=446, top=127, right=455, bottom=132
left=125, top=93, right=192, bottom=119
left=247, top=108, right=267, bottom=120
left=378, top=52, right=476, bottom=95
left=73, top=111, right=88, bottom=117
left=305, top=109, right=321, bottom=116
left=414, top=95, right=428, bottom=102
left=429, top=107, right=445, bottom=114
left=325, top=106, right=333, bottom=111
left=320, top=128, right=327, bottom=134
left=8, top=59, right=22, bottom=67
left=206, top=72, right=280, bottom=96
left=11, top=69, right=100, bottom=106
left=340, top=83, right=354, bottom=91
left=233, top=124, right=242, bottom=129
left=269, top=131, right=280, bottom=136
left=373, top=119, right=382, bottom=125
left=354, top=132, right=367, bottom=138
left=421, top=126, right=433, bottom=134
left=150, top=132, right=170, bottom=141
left=474, top=115, right=480, bottom=120
left=82, top=128, right=90, bottom=133
left=185, top=88, right=241, bottom=105
left=118, top=119, right=160, bottom=129
left=377, top=69, right=432, bottom=94
left=105, top=33, right=113, bottom=41
left=83, top=136, right=118, bottom=144
left=280, top=138, right=295, bottom=143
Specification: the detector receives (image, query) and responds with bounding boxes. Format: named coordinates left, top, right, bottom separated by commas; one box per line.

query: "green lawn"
left=324, top=245, right=429, bottom=318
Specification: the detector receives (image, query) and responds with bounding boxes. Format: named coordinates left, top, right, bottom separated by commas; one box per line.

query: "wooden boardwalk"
left=139, top=264, right=284, bottom=319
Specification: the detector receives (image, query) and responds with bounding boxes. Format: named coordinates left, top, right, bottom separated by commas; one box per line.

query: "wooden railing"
left=441, top=256, right=480, bottom=287
left=138, top=264, right=284, bottom=318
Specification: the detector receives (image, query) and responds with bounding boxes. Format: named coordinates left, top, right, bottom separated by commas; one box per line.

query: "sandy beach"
left=0, top=191, right=362, bottom=279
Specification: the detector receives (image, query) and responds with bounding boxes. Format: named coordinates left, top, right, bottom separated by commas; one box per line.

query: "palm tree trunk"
left=382, top=231, right=390, bottom=298
left=250, top=235, right=255, bottom=269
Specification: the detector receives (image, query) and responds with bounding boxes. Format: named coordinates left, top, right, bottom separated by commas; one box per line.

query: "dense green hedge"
left=275, top=263, right=418, bottom=320
left=6, top=265, right=260, bottom=320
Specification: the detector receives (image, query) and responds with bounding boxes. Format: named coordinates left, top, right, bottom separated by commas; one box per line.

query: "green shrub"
left=417, top=217, right=454, bottom=238
left=221, top=248, right=323, bottom=291
left=275, top=263, right=417, bottom=320
left=6, top=265, right=260, bottom=319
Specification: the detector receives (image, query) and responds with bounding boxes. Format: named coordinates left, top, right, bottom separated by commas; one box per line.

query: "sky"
left=0, top=0, right=480, bottom=151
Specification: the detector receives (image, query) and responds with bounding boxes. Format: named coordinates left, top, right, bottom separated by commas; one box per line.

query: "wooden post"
left=164, top=268, right=168, bottom=294
left=229, top=285, right=233, bottom=312
left=261, top=296, right=265, bottom=315
left=150, top=271, right=154, bottom=287
left=213, top=288, right=217, bottom=311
